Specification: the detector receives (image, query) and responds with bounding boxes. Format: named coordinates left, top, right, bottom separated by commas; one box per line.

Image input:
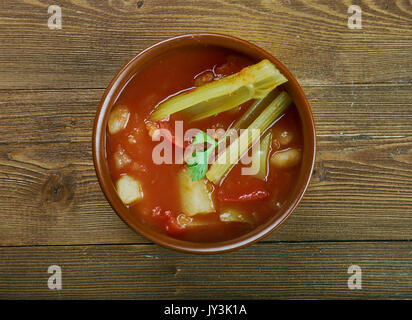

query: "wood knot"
left=109, top=0, right=143, bottom=11
left=41, top=173, right=74, bottom=212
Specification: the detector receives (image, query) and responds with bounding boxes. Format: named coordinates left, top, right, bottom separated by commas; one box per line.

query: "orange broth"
left=106, top=46, right=303, bottom=242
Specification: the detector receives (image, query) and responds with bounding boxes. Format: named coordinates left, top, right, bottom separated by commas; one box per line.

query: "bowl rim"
left=93, top=32, right=316, bottom=254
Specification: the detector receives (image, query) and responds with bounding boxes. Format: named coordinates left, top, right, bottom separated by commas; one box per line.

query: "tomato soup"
left=106, top=45, right=303, bottom=242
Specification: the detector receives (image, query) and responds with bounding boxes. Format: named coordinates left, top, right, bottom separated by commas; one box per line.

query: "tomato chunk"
left=217, top=175, right=269, bottom=202
left=158, top=121, right=190, bottom=149
left=151, top=207, right=186, bottom=235
left=165, top=215, right=185, bottom=235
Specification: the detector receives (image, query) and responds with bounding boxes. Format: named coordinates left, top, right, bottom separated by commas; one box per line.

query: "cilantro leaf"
left=186, top=131, right=219, bottom=181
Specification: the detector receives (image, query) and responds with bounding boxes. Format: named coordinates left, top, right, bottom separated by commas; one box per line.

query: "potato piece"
left=108, top=104, right=130, bottom=134
left=270, top=148, right=302, bottom=168
left=220, top=208, right=253, bottom=224
left=178, top=168, right=215, bottom=216
left=273, top=127, right=293, bottom=145
left=116, top=175, right=143, bottom=205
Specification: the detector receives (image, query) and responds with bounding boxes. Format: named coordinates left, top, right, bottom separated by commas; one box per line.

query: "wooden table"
left=0, top=0, right=411, bottom=299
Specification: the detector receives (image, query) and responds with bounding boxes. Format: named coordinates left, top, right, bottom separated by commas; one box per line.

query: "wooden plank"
left=0, top=0, right=411, bottom=89
left=0, top=85, right=411, bottom=245
left=1, top=85, right=412, bottom=143
left=0, top=242, right=411, bottom=299
left=0, top=88, right=95, bottom=143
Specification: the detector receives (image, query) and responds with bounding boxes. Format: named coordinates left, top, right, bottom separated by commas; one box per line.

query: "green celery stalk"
left=186, top=84, right=254, bottom=122
left=149, top=59, right=288, bottom=122
left=206, top=91, right=292, bottom=185
left=230, top=88, right=280, bottom=132
left=250, top=131, right=272, bottom=180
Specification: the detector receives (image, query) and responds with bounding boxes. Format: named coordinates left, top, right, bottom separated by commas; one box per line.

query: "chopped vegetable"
left=158, top=121, right=189, bottom=149
left=273, top=127, right=294, bottom=145
left=249, top=132, right=272, bottom=180
left=206, top=91, right=292, bottom=185
left=116, top=175, right=144, bottom=204
left=178, top=168, right=215, bottom=216
left=146, top=120, right=189, bottom=149
left=151, top=208, right=189, bottom=235
left=270, top=148, right=302, bottom=168
left=165, top=214, right=186, bottom=235
left=187, top=84, right=254, bottom=122
left=108, top=104, right=130, bottom=134
left=186, top=131, right=219, bottom=181
left=230, top=88, right=280, bottom=132
left=220, top=208, right=254, bottom=224
left=149, top=60, right=288, bottom=122
left=210, top=123, right=227, bottom=140
left=217, top=175, right=269, bottom=202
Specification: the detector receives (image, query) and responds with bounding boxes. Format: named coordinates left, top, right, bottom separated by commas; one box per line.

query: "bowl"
left=93, top=33, right=316, bottom=254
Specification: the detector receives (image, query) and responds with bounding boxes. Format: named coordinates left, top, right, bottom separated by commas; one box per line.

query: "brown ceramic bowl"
left=93, top=33, right=316, bottom=254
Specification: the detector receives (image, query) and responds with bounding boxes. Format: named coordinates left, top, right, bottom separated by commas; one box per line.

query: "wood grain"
left=0, top=0, right=411, bottom=299
left=1, top=242, right=411, bottom=299
left=0, top=0, right=411, bottom=89
left=0, top=85, right=411, bottom=246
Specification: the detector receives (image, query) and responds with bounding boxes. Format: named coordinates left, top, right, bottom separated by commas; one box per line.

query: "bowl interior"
left=93, top=33, right=316, bottom=254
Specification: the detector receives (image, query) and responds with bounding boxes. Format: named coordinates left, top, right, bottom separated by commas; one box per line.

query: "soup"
left=106, top=45, right=303, bottom=243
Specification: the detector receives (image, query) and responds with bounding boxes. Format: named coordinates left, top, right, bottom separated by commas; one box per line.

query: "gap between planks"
left=0, top=239, right=411, bottom=249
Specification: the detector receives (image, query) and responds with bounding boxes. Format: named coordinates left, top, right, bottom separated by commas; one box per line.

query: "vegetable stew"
left=106, top=45, right=303, bottom=242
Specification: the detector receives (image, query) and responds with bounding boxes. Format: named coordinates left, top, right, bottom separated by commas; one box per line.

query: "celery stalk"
left=149, top=60, right=288, bottom=122
left=187, top=84, right=254, bottom=122
left=206, top=91, right=292, bottom=185
left=230, top=88, right=280, bottom=131
left=250, top=131, right=272, bottom=180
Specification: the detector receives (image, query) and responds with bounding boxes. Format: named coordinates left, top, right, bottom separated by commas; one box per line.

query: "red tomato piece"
left=158, top=121, right=190, bottom=149
left=151, top=207, right=186, bottom=235
left=165, top=215, right=186, bottom=235
left=217, top=175, right=270, bottom=202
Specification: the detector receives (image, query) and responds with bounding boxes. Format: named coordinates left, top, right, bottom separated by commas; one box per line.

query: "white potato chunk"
left=220, top=208, right=253, bottom=224
left=273, top=127, right=294, bottom=145
left=270, top=148, right=302, bottom=168
left=116, top=175, right=143, bottom=205
left=178, top=168, right=215, bottom=216
left=108, top=104, right=130, bottom=134
left=113, top=146, right=131, bottom=169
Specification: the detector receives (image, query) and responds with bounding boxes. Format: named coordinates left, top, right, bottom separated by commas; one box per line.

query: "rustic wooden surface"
left=0, top=0, right=411, bottom=299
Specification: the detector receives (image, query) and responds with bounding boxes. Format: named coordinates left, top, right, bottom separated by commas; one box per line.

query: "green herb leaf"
left=186, top=131, right=219, bottom=181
